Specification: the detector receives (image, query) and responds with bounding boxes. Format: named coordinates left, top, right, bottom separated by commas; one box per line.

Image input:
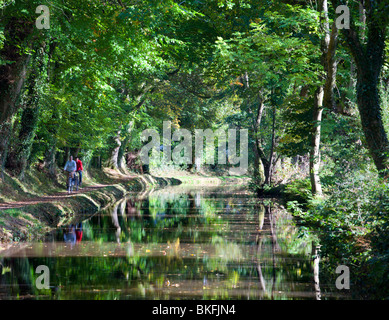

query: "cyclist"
left=64, top=155, right=77, bottom=193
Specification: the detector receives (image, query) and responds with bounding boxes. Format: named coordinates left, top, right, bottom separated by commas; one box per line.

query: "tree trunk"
left=107, top=131, right=121, bottom=169
left=333, top=0, right=389, bottom=176
left=7, top=46, right=48, bottom=179
left=253, top=99, right=266, bottom=185
left=71, top=147, right=80, bottom=158
left=45, top=137, right=57, bottom=177
left=309, top=0, right=337, bottom=196
left=356, top=69, right=389, bottom=174
left=118, top=120, right=134, bottom=170
left=253, top=145, right=265, bottom=186
left=0, top=122, right=12, bottom=180
left=252, top=96, right=277, bottom=192
left=63, top=147, right=70, bottom=167
left=265, top=103, right=277, bottom=185
left=323, top=22, right=338, bottom=111
left=0, top=18, right=33, bottom=180
left=310, top=87, right=324, bottom=196
left=43, top=107, right=60, bottom=177
left=11, top=105, right=41, bottom=179
left=117, top=137, right=129, bottom=170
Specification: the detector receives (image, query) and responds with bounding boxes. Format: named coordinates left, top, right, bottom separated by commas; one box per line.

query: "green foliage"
left=289, top=168, right=389, bottom=298
left=284, top=178, right=312, bottom=203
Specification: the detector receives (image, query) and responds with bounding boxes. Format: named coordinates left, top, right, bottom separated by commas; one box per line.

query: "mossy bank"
left=0, top=172, right=181, bottom=242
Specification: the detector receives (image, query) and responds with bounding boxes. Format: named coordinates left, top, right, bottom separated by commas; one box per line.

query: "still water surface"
left=0, top=186, right=342, bottom=299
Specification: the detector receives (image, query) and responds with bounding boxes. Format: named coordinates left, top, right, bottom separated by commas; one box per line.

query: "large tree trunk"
left=0, top=56, right=31, bottom=176
left=0, top=18, right=33, bottom=179
left=6, top=46, right=48, bottom=179
left=355, top=30, right=388, bottom=175
left=356, top=69, right=389, bottom=174
left=110, top=81, right=152, bottom=171
left=332, top=0, right=389, bottom=176
left=9, top=105, right=41, bottom=179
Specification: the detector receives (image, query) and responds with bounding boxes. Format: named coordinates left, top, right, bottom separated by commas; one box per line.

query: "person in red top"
left=75, top=222, right=83, bottom=243
left=76, top=157, right=83, bottom=187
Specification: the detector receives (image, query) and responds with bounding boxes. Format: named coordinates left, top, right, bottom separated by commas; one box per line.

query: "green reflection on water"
left=0, top=186, right=333, bottom=300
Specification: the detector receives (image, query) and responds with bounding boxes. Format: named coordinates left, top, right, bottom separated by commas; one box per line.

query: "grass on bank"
left=0, top=166, right=147, bottom=242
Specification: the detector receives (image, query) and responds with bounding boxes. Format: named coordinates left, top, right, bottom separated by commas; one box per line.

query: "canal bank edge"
left=0, top=174, right=182, bottom=243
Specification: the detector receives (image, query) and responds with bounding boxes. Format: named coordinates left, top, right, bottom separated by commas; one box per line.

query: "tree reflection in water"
left=0, top=186, right=340, bottom=300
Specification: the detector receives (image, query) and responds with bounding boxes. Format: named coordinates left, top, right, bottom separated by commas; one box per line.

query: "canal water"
left=0, top=186, right=342, bottom=299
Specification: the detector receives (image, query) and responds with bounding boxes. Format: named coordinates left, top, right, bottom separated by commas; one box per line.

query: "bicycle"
left=66, top=171, right=79, bottom=193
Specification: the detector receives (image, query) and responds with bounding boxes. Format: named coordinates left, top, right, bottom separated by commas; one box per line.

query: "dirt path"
left=0, top=171, right=218, bottom=211
left=0, top=167, right=146, bottom=211
left=0, top=169, right=142, bottom=211
left=0, top=184, right=117, bottom=210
